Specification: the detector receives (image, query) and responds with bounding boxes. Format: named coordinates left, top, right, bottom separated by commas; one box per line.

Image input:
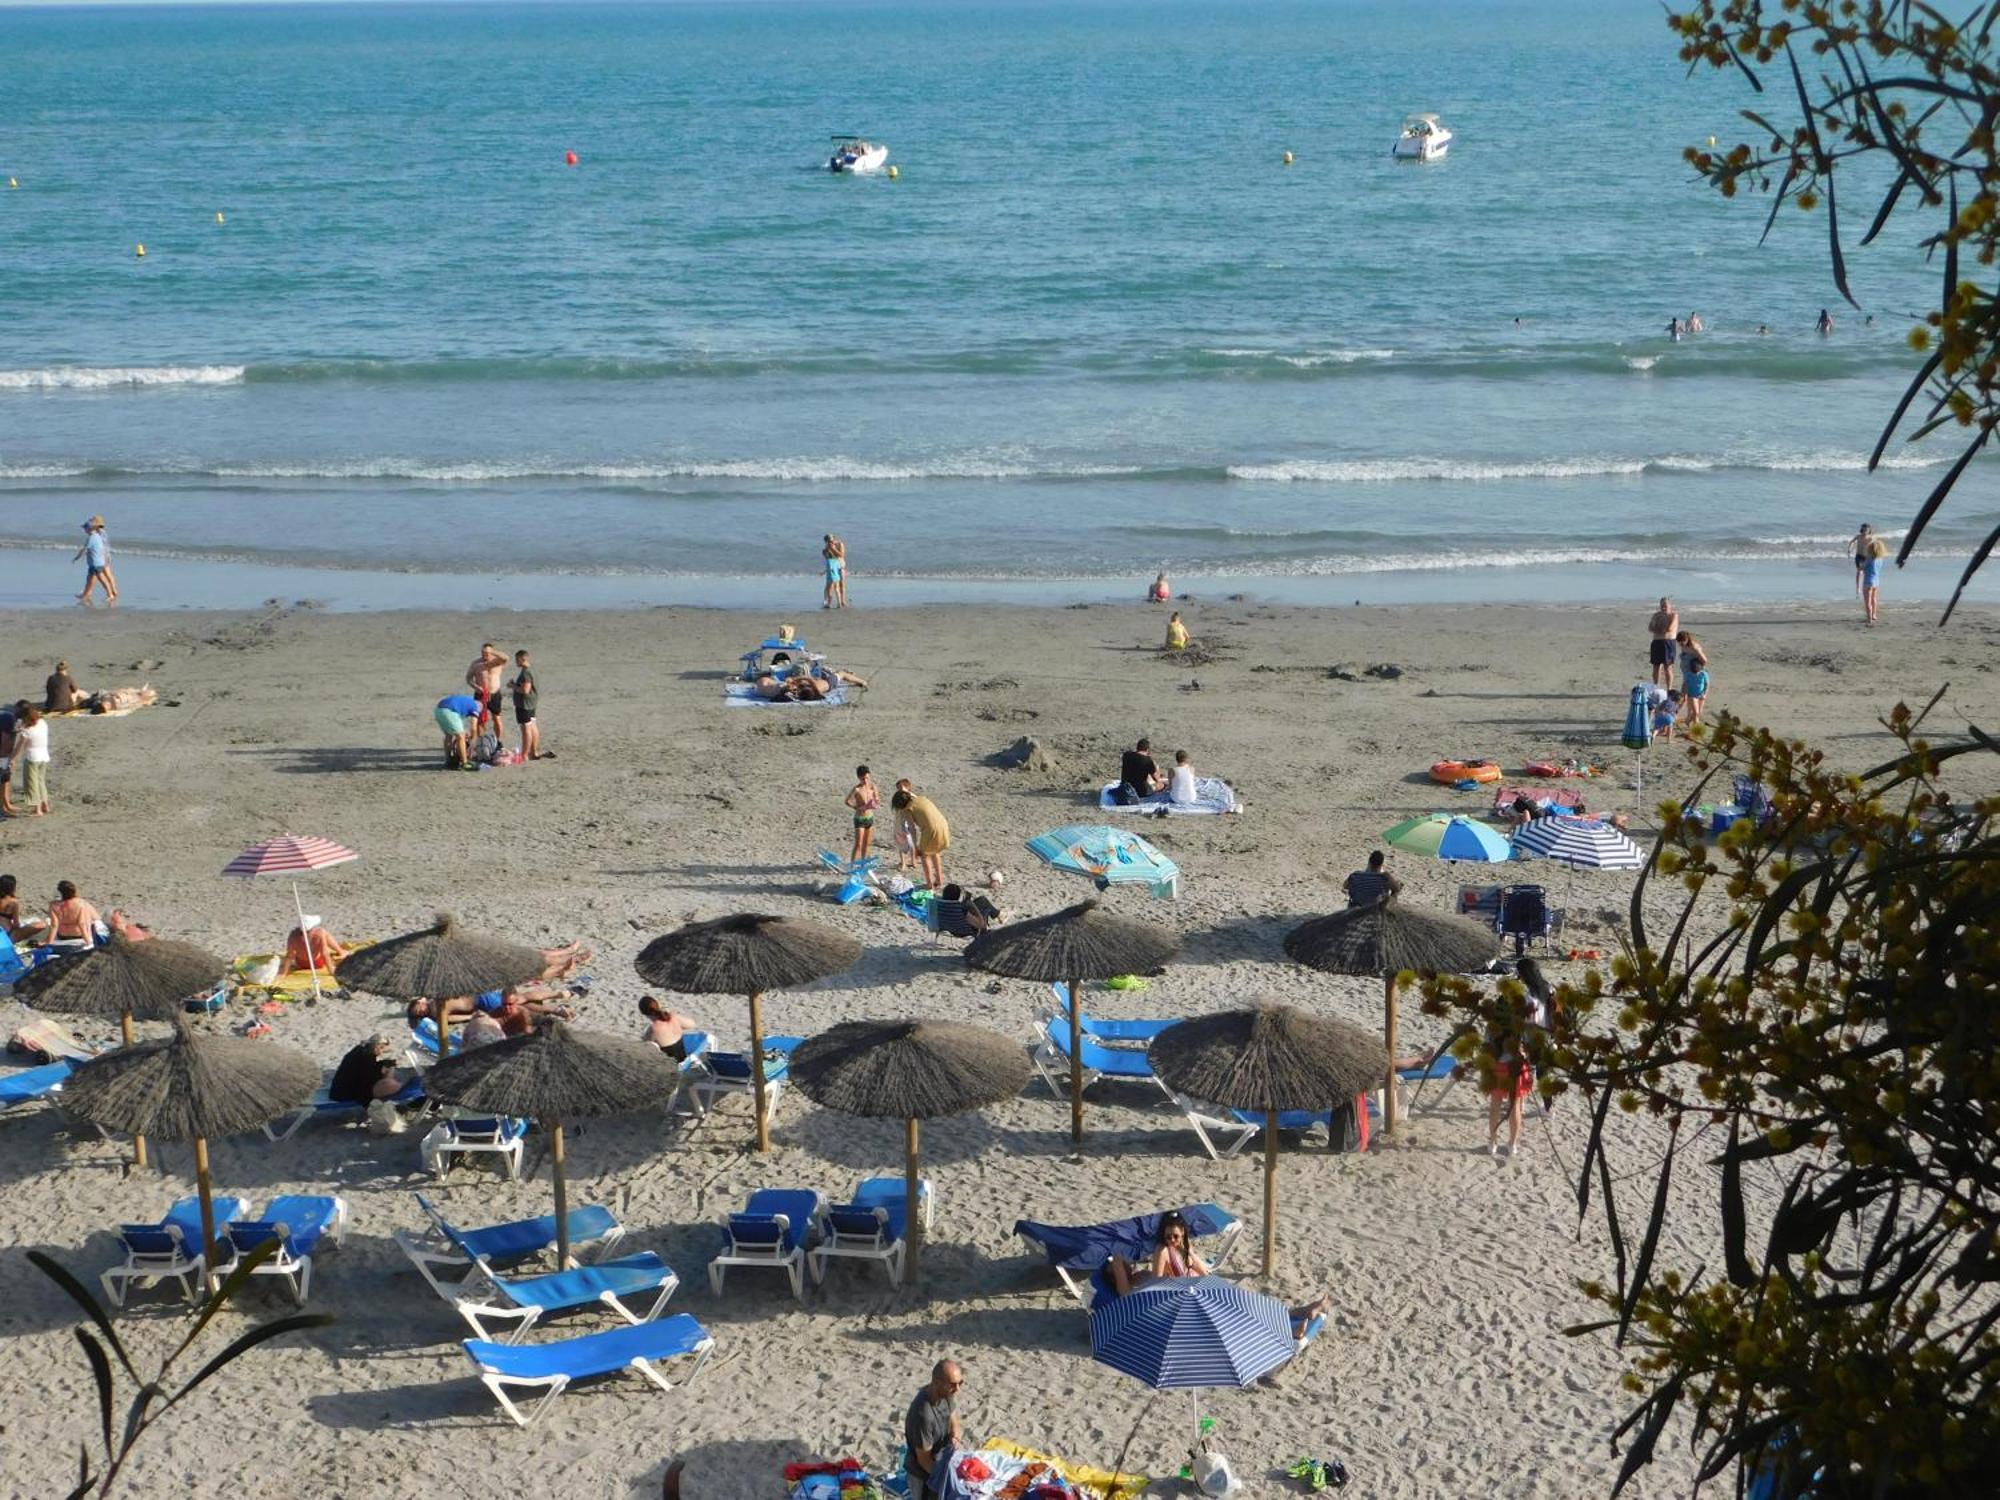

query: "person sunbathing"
left=0, top=874, right=49, bottom=944
left=406, top=995, right=480, bottom=1030
left=107, top=909, right=153, bottom=942
left=537, top=942, right=593, bottom=981
left=280, top=918, right=347, bottom=975
left=639, top=995, right=699, bottom=1060
left=1107, top=1212, right=1331, bottom=1336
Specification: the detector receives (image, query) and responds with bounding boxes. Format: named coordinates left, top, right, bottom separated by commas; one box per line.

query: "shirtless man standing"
left=1647, top=597, right=1679, bottom=688
left=466, top=642, right=508, bottom=752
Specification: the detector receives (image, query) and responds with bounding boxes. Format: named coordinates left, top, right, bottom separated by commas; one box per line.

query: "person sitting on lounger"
left=934, top=883, right=1000, bottom=938
left=0, top=874, right=49, bottom=944
left=280, top=917, right=347, bottom=975
left=329, top=1035, right=410, bottom=1104
left=46, top=880, right=102, bottom=950
left=1107, top=1212, right=1331, bottom=1335
left=639, top=995, right=699, bottom=1060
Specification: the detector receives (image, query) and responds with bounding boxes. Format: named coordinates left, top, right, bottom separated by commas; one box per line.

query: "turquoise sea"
left=2, top=0, right=1994, bottom=610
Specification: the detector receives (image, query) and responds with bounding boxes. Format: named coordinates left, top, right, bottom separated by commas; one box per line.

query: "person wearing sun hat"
left=71, top=515, right=116, bottom=605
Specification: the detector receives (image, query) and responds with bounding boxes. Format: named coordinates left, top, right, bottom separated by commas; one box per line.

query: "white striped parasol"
left=221, top=836, right=359, bottom=999
left=1511, top=818, right=1645, bottom=870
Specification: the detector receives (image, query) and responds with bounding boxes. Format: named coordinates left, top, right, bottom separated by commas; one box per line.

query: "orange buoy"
left=565, top=150, right=579, bottom=167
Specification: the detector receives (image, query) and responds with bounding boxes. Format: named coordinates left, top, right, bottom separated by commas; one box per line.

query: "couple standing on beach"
left=822, top=535, right=850, bottom=610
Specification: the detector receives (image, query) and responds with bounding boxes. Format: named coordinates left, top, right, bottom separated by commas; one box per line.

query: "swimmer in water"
left=1667, top=318, right=1683, bottom=342
left=1756, top=324, right=1770, bottom=336
left=1817, top=308, right=1835, bottom=336
left=1686, top=311, right=1704, bottom=333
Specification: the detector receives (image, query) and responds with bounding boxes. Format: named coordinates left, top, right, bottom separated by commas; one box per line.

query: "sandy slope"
left=0, top=596, right=1993, bottom=1500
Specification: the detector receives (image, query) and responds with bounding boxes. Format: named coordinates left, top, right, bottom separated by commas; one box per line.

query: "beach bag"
left=1189, top=1447, right=1239, bottom=1498
left=1326, top=1094, right=1370, bottom=1154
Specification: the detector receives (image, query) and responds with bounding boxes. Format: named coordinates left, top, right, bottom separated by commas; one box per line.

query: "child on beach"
left=1649, top=686, right=1680, bottom=743
left=1165, top=611, right=1189, bottom=651
left=844, top=765, right=879, bottom=864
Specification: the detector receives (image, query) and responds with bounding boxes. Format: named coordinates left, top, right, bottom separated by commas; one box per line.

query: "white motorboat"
left=1392, top=114, right=1452, bottom=162
left=827, top=135, right=889, bottom=174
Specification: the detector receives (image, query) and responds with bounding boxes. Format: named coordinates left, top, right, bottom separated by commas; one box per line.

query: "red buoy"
left=565, top=150, right=579, bottom=167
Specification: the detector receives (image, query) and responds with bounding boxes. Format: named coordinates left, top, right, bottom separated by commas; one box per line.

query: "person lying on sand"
left=538, top=941, right=592, bottom=980
left=107, top=909, right=152, bottom=942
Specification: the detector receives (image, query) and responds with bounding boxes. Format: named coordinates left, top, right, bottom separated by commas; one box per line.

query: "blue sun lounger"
left=685, top=1036, right=802, bottom=1130
left=1048, top=983, right=1177, bottom=1047
left=101, top=1194, right=254, bottom=1307
left=463, top=1312, right=716, bottom=1428
left=0, top=1058, right=75, bottom=1114
left=394, top=1191, right=625, bottom=1280
left=1030, top=1017, right=1174, bottom=1103
left=1015, top=1203, right=1242, bottom=1309
left=264, top=1073, right=426, bottom=1141
left=217, top=1194, right=347, bottom=1304
left=810, top=1177, right=933, bottom=1288
left=710, top=1188, right=824, bottom=1300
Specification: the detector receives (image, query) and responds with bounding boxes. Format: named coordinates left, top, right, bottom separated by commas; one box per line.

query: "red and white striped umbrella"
left=221, top=836, right=358, bottom=1001
left=222, top=836, right=358, bottom=879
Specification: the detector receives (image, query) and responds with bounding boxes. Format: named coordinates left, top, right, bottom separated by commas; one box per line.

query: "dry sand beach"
left=1, top=598, right=1995, bottom=1500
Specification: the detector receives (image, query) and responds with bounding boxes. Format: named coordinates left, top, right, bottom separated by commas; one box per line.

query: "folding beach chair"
left=215, top=1195, right=346, bottom=1304
left=684, top=1036, right=801, bottom=1131
left=1029, top=1016, right=1174, bottom=1104
left=709, top=1188, right=824, bottom=1301
left=420, top=1113, right=528, bottom=1178
left=1015, top=1203, right=1242, bottom=1310
left=263, top=1073, right=425, bottom=1142
left=1049, top=982, right=1177, bottom=1048
left=462, top=1313, right=716, bottom=1428
left=809, top=1177, right=933, bottom=1288
left=394, top=1191, right=625, bottom=1284
left=100, top=1195, right=253, bottom=1308
left=1498, top=884, right=1562, bottom=955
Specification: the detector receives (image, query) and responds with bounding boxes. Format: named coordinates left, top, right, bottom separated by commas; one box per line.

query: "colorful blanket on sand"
left=1096, top=777, right=1240, bottom=816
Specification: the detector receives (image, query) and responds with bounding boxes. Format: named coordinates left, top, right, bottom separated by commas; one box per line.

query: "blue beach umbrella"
left=1090, top=1275, right=1297, bottom=1449
left=1624, top=684, right=1654, bottom=797
left=1026, top=825, right=1181, bottom=900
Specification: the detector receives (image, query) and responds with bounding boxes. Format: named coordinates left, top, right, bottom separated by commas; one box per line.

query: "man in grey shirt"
left=904, top=1359, right=963, bottom=1497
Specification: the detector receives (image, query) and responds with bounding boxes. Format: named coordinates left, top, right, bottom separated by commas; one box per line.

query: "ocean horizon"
left=3, top=0, right=1994, bottom=612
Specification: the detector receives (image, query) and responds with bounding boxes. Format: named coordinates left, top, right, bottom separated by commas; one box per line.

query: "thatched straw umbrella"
left=964, top=900, right=1180, bottom=1146
left=334, top=913, right=546, bottom=1065
left=1284, top=899, right=1499, bottom=1132
left=634, top=913, right=861, bottom=1153
left=15, top=934, right=228, bottom=1169
left=790, top=1019, right=1030, bottom=1283
left=423, top=1020, right=678, bottom=1266
left=58, top=1018, right=319, bottom=1276
left=1149, top=1003, right=1388, bottom=1275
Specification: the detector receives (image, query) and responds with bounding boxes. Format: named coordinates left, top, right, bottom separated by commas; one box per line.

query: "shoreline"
left=0, top=548, right=1992, bottom=614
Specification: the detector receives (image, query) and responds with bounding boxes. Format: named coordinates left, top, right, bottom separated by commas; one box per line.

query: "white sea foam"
left=195, top=456, right=1145, bottom=483
left=0, top=365, right=247, bottom=391
left=1229, top=457, right=1650, bottom=482
left=1203, top=347, right=1394, bottom=366
left=1623, top=355, right=1659, bottom=371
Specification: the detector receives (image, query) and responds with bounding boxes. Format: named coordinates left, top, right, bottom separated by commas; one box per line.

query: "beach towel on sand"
left=723, top=680, right=849, bottom=709
left=1097, top=778, right=1239, bottom=816
left=1492, top=784, right=1585, bottom=815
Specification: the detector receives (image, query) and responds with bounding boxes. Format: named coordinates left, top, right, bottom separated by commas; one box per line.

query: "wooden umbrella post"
left=193, top=1135, right=216, bottom=1292
left=1262, top=1110, right=1278, bottom=1277
left=1383, top=973, right=1400, bottom=1135
left=1068, top=973, right=1084, bottom=1148
left=749, top=991, right=771, bottom=1153
left=905, top=1117, right=922, bottom=1284
left=549, top=1118, right=571, bottom=1267
left=119, top=1010, right=149, bottom=1169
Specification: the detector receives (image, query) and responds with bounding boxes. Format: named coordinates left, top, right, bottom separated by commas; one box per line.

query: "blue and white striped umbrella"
left=1026, top=825, right=1181, bottom=900
left=1089, top=1275, right=1296, bottom=1390
left=1511, top=817, right=1645, bottom=870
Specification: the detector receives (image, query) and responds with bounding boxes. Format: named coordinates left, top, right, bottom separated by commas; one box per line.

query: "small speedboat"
left=1392, top=113, right=1452, bottom=162
left=827, top=135, right=889, bottom=174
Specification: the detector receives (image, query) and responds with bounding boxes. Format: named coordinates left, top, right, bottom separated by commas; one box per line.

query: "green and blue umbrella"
left=1026, top=825, right=1180, bottom=900
left=1381, top=813, right=1513, bottom=863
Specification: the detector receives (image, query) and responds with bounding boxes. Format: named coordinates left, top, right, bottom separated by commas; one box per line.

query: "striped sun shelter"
left=223, top=837, right=359, bottom=999
left=1090, top=1275, right=1296, bottom=1390
left=1511, top=818, right=1645, bottom=871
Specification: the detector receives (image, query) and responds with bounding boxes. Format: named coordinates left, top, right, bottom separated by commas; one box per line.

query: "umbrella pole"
left=194, top=1135, right=216, bottom=1293
left=120, top=1010, right=148, bottom=1169
left=1383, top=974, right=1400, bottom=1135
left=749, top=991, right=771, bottom=1153
left=550, top=1118, right=571, bottom=1267
left=1262, top=1109, right=1278, bottom=1277
left=291, top=879, right=323, bottom=1004
left=1068, top=973, right=1084, bottom=1148
left=905, top=1116, right=922, bottom=1285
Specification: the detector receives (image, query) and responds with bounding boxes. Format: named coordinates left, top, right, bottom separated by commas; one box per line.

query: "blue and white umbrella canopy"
left=1026, top=825, right=1180, bottom=900
left=1512, top=817, right=1645, bottom=870
left=1090, top=1275, right=1296, bottom=1390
